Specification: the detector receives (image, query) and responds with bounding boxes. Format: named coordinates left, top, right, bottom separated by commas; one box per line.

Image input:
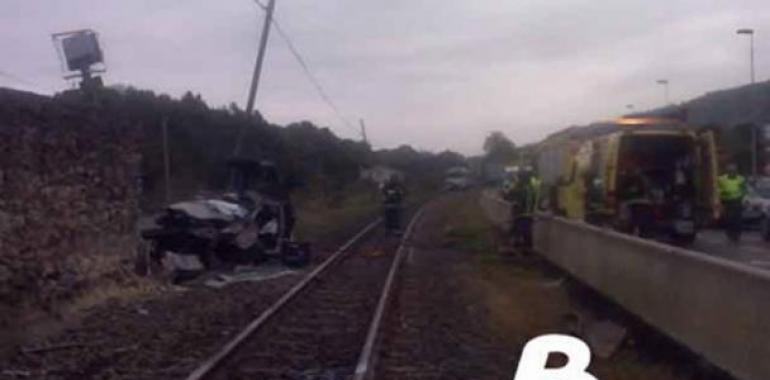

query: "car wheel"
left=762, top=216, right=770, bottom=242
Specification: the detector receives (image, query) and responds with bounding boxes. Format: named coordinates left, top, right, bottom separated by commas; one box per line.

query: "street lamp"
left=656, top=79, right=669, bottom=105
left=736, top=28, right=755, bottom=84
left=737, top=28, right=758, bottom=175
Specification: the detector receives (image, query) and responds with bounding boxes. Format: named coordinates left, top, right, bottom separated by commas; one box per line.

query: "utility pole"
left=359, top=119, right=369, bottom=145
left=162, top=117, right=171, bottom=203
left=752, top=124, right=758, bottom=177
left=656, top=79, right=670, bottom=105
left=233, top=0, right=277, bottom=156
left=737, top=28, right=758, bottom=175
left=737, top=28, right=756, bottom=84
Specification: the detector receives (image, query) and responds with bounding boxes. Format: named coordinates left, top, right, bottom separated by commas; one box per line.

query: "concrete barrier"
left=480, top=191, right=770, bottom=380
left=478, top=189, right=510, bottom=227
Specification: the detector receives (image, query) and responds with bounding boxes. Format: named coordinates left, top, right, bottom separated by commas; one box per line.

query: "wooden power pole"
left=233, top=0, right=277, bottom=156
left=359, top=119, right=369, bottom=145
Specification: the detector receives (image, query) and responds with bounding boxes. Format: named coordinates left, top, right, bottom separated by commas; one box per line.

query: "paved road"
left=480, top=189, right=770, bottom=270
left=693, top=229, right=770, bottom=270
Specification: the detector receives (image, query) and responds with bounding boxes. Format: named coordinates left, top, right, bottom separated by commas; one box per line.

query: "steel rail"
left=185, top=218, right=382, bottom=380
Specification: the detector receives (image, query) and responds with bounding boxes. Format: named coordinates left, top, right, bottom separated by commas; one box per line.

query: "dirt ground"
left=378, top=191, right=733, bottom=380
left=0, top=197, right=380, bottom=380
left=1, top=192, right=736, bottom=379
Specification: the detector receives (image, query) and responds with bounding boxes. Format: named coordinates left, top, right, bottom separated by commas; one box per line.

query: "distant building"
left=360, top=166, right=404, bottom=186
left=446, top=166, right=470, bottom=176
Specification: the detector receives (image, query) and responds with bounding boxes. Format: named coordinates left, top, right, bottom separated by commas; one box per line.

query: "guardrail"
left=480, top=190, right=770, bottom=380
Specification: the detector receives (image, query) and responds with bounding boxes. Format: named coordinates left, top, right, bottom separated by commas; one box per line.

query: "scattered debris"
left=204, top=265, right=297, bottom=289
left=560, top=311, right=584, bottom=336
left=162, top=252, right=205, bottom=272
left=539, top=277, right=565, bottom=288
left=583, top=320, right=627, bottom=359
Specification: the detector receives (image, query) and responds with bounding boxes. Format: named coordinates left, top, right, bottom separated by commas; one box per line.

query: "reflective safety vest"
left=523, top=176, right=542, bottom=214
left=717, top=174, right=747, bottom=201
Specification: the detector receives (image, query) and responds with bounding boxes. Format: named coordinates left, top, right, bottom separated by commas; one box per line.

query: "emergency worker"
left=381, top=175, right=405, bottom=234
left=717, top=163, right=747, bottom=243
left=512, top=166, right=542, bottom=250
left=501, top=175, right=518, bottom=233
left=618, top=168, right=653, bottom=236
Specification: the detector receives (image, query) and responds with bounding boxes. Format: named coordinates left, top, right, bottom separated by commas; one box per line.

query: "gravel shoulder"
left=377, top=191, right=733, bottom=380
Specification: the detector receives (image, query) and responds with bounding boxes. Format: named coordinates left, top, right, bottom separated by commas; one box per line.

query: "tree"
left=483, top=131, right=516, bottom=163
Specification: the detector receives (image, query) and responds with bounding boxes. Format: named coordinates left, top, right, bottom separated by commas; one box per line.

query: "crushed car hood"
left=168, top=199, right=249, bottom=222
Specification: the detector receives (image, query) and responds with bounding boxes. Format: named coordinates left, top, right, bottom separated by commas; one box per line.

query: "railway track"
left=186, top=207, right=424, bottom=380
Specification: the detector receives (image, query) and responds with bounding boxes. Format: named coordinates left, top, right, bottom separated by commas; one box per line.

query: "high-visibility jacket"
left=382, top=182, right=405, bottom=205
left=522, top=176, right=542, bottom=214
left=502, top=184, right=516, bottom=203
left=717, top=174, right=747, bottom=201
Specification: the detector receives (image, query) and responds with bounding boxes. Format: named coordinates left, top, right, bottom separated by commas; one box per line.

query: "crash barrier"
left=480, top=190, right=770, bottom=380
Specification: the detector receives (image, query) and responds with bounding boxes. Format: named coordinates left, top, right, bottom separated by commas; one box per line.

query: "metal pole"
left=750, top=32, right=756, bottom=84
left=657, top=79, right=669, bottom=105
left=737, top=29, right=755, bottom=85
left=162, top=117, right=171, bottom=202
left=752, top=125, right=758, bottom=177
left=359, top=119, right=368, bottom=145
left=233, top=0, right=277, bottom=156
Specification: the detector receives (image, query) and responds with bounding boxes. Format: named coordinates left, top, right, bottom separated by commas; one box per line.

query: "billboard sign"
left=61, top=31, right=103, bottom=71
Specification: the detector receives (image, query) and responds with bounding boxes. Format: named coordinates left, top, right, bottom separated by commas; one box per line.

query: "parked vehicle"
left=744, top=177, right=770, bottom=221
left=537, top=117, right=719, bottom=245
left=444, top=166, right=472, bottom=191
left=744, top=177, right=770, bottom=241
left=140, top=159, right=310, bottom=280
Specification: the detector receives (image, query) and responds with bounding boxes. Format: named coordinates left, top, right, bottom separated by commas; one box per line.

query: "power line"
left=0, top=69, right=42, bottom=88
left=252, top=0, right=359, bottom=135
left=0, top=69, right=60, bottom=95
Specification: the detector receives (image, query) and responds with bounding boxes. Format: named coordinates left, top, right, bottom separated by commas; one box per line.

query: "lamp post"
left=737, top=28, right=758, bottom=175
left=656, top=79, right=669, bottom=105
left=736, top=28, right=756, bottom=84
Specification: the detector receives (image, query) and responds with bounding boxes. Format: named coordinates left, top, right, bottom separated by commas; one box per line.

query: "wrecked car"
left=140, top=159, right=310, bottom=279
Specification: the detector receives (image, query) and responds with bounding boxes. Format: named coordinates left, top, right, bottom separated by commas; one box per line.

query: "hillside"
left=678, top=80, right=770, bottom=127
left=540, top=81, right=770, bottom=171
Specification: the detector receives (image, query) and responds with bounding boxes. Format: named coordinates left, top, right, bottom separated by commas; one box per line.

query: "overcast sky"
left=2, top=1, right=769, bottom=154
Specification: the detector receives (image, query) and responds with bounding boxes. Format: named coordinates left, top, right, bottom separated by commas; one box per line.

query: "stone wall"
left=0, top=88, right=140, bottom=326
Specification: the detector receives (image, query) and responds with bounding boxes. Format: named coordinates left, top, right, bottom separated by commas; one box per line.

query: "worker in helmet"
left=381, top=175, right=405, bottom=234
left=511, top=166, right=542, bottom=250
left=717, top=163, right=747, bottom=243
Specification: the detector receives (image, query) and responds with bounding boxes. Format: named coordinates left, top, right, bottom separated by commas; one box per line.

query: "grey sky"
left=2, top=1, right=769, bottom=154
